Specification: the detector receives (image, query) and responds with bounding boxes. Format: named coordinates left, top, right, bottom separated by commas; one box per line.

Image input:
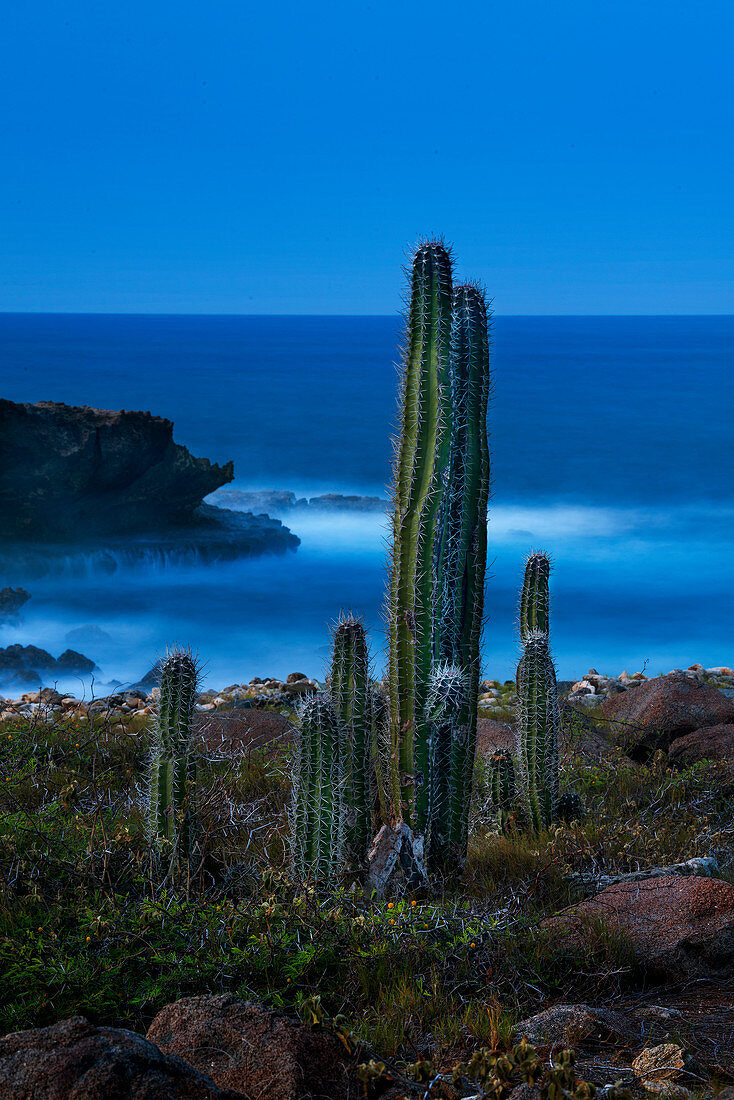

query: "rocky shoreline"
left=3, top=662, right=734, bottom=724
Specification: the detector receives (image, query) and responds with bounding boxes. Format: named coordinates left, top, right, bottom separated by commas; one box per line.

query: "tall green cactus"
left=388, top=241, right=454, bottom=829
left=520, top=552, right=550, bottom=641
left=429, top=283, right=491, bottom=867
left=330, top=615, right=373, bottom=865
left=148, top=649, right=200, bottom=878
left=516, top=631, right=560, bottom=831
left=291, top=694, right=343, bottom=879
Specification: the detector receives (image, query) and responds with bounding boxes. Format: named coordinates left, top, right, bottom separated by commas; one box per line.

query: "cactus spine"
left=148, top=649, right=200, bottom=878
left=292, top=694, right=342, bottom=879
left=330, top=616, right=373, bottom=865
left=388, top=241, right=453, bottom=830
left=430, top=284, right=491, bottom=867
left=515, top=553, right=560, bottom=831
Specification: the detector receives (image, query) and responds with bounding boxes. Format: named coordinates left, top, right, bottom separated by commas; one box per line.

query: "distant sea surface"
left=1, top=313, right=733, bottom=691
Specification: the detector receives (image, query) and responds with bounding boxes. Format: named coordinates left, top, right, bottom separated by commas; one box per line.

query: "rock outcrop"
left=0, top=399, right=234, bottom=539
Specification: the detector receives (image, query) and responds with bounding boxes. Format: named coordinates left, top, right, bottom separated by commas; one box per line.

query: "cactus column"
left=148, top=649, right=200, bottom=879
left=515, top=553, right=560, bottom=831
left=292, top=694, right=343, bottom=879
left=429, top=284, right=491, bottom=868
left=388, top=240, right=453, bottom=831
left=330, top=615, right=373, bottom=866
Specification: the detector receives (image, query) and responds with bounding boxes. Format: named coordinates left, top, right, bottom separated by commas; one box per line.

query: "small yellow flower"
left=85, top=936, right=91, bottom=942
left=387, top=901, right=394, bottom=909
left=389, top=919, right=395, bottom=925
left=38, top=926, right=43, bottom=932
left=470, top=942, right=476, bottom=948
left=411, top=900, right=417, bottom=906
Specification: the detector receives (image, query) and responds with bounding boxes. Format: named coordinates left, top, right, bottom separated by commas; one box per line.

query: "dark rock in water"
left=129, top=665, right=162, bottom=693
left=0, top=644, right=58, bottom=672
left=56, top=648, right=97, bottom=673
left=0, top=1015, right=240, bottom=1099
left=0, top=504, right=299, bottom=577
left=0, top=586, right=30, bottom=620
left=0, top=398, right=234, bottom=539
left=208, top=489, right=307, bottom=514
left=65, top=624, right=113, bottom=648
left=307, top=492, right=387, bottom=512
left=209, top=487, right=388, bottom=516
left=0, top=644, right=98, bottom=688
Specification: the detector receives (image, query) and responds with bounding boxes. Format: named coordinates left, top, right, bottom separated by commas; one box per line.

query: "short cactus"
left=330, top=616, right=373, bottom=865
left=148, top=649, right=200, bottom=879
left=291, top=694, right=343, bottom=879
left=488, top=749, right=516, bottom=817
left=515, top=631, right=560, bottom=831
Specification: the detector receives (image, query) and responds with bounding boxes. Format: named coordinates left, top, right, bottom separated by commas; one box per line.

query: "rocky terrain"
left=1, top=663, right=733, bottom=1097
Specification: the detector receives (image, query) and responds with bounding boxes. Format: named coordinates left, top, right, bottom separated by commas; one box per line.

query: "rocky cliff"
left=0, top=400, right=235, bottom=539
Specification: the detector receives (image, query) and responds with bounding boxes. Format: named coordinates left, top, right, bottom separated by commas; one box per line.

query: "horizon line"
left=2, top=310, right=733, bottom=320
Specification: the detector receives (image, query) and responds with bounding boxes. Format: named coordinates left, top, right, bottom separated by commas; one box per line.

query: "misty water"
left=2, top=313, right=733, bottom=694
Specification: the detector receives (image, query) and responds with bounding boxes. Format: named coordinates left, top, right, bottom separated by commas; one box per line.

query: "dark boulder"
left=0, top=1016, right=240, bottom=1099
left=0, top=586, right=30, bottom=620
left=56, top=649, right=98, bottom=673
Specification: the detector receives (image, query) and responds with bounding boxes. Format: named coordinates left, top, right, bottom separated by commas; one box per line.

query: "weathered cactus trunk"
left=388, top=241, right=454, bottom=831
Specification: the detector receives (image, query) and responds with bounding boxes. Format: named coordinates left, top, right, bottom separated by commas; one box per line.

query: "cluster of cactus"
left=291, top=615, right=388, bottom=878
left=287, top=241, right=491, bottom=881
left=388, top=241, right=491, bottom=873
left=147, top=649, right=201, bottom=881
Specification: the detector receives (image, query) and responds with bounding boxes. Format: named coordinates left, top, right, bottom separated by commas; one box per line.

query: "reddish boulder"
left=147, top=995, right=352, bottom=1100
left=0, top=1016, right=239, bottom=1099
left=544, top=875, right=734, bottom=979
left=600, top=674, right=734, bottom=758
left=668, top=723, right=734, bottom=778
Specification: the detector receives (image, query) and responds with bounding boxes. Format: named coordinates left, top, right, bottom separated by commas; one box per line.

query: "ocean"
left=1, top=312, right=733, bottom=692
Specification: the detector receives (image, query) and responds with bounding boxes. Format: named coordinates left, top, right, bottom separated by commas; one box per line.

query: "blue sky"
left=2, top=1, right=733, bottom=314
